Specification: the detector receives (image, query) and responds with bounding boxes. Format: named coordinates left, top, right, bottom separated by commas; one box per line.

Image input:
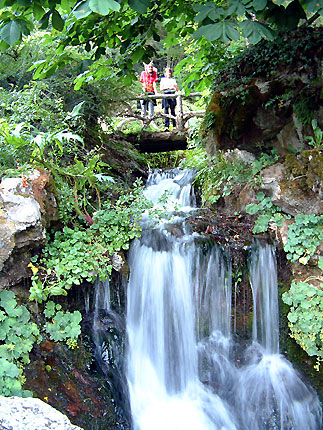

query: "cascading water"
left=124, top=169, right=322, bottom=430
left=238, top=245, right=322, bottom=430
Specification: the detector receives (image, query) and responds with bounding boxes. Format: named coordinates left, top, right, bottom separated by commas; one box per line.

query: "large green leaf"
left=52, top=9, right=64, bottom=31
left=194, top=21, right=240, bottom=43
left=73, top=0, right=92, bottom=19
left=272, top=0, right=296, bottom=6
left=89, top=0, right=120, bottom=15
left=302, top=0, right=323, bottom=13
left=240, top=20, right=274, bottom=43
left=32, top=3, right=45, bottom=20
left=193, top=3, right=217, bottom=22
left=0, top=358, right=19, bottom=378
left=128, top=0, right=151, bottom=14
left=0, top=20, right=21, bottom=45
left=253, top=0, right=267, bottom=10
left=226, top=1, right=247, bottom=16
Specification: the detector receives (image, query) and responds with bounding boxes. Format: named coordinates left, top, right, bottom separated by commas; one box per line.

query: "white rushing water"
left=125, top=170, right=322, bottom=430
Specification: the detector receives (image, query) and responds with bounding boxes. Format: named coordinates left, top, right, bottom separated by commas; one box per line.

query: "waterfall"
left=122, top=169, right=322, bottom=430
left=238, top=244, right=322, bottom=430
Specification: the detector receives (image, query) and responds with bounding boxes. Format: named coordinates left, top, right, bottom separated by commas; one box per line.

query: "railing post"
left=176, top=94, right=184, bottom=132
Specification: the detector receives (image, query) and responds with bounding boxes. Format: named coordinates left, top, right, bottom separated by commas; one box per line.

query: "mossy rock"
left=284, top=149, right=323, bottom=195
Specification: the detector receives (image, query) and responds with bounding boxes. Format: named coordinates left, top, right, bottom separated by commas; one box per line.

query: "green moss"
left=202, top=92, right=225, bottom=137
left=284, top=149, right=323, bottom=194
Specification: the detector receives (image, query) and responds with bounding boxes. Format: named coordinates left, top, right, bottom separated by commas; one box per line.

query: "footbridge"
left=115, top=93, right=205, bottom=153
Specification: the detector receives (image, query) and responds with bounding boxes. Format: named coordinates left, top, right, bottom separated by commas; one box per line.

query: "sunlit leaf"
left=32, top=3, right=45, bottom=20
left=0, top=21, right=21, bottom=45
left=73, top=0, right=92, bottom=19
left=69, top=101, right=85, bottom=117
left=89, top=0, right=120, bottom=14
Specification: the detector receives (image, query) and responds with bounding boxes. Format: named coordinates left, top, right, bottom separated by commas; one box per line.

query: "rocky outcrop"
left=261, top=157, right=323, bottom=215
left=205, top=26, right=323, bottom=157
left=0, top=396, right=83, bottom=430
left=0, top=170, right=58, bottom=288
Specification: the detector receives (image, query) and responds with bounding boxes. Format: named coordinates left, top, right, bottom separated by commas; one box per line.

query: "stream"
left=95, top=169, right=322, bottom=430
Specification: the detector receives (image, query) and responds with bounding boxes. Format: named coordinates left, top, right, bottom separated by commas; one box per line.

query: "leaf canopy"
left=0, top=0, right=321, bottom=81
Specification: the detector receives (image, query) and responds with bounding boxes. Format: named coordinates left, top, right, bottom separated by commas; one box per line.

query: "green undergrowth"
left=180, top=144, right=279, bottom=204
left=29, top=180, right=153, bottom=302
left=0, top=290, right=81, bottom=396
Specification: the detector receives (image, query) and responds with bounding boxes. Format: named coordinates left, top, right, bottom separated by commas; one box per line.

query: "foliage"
left=284, top=214, right=323, bottom=264
left=145, top=151, right=185, bottom=170
left=0, top=290, right=39, bottom=397
left=211, top=27, right=322, bottom=126
left=282, top=280, right=323, bottom=369
left=0, top=0, right=321, bottom=88
left=174, top=37, right=247, bottom=93
left=44, top=301, right=81, bottom=342
left=0, top=289, right=83, bottom=396
left=0, top=119, right=118, bottom=226
left=306, top=119, right=323, bottom=150
left=245, top=192, right=287, bottom=233
left=0, top=31, right=135, bottom=134
left=29, top=180, right=153, bottom=302
left=181, top=146, right=279, bottom=206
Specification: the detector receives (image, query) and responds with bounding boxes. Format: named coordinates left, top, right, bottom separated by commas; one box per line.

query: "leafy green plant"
left=284, top=214, right=323, bottom=264
left=44, top=301, right=81, bottom=343
left=0, top=290, right=40, bottom=397
left=245, top=192, right=286, bottom=233
left=306, top=119, right=323, bottom=150
left=282, top=280, right=323, bottom=370
left=29, top=180, right=153, bottom=302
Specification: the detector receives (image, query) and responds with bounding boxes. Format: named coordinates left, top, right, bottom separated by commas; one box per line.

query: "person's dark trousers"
left=164, top=105, right=176, bottom=129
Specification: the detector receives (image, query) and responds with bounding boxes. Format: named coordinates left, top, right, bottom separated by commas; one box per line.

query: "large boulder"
left=0, top=170, right=58, bottom=288
left=0, top=396, right=83, bottom=430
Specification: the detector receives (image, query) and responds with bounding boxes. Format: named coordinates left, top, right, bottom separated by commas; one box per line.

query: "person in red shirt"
left=140, top=62, right=158, bottom=119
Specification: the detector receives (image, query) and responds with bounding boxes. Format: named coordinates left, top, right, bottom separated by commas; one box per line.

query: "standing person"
left=140, top=62, right=158, bottom=119
left=160, top=67, right=179, bottom=131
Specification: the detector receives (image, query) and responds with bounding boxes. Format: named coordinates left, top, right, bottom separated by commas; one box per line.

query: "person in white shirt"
left=160, top=68, right=179, bottom=131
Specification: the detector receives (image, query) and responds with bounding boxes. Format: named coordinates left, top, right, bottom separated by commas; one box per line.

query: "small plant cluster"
left=282, top=276, right=323, bottom=371
left=306, top=119, right=323, bottom=150
left=0, top=290, right=83, bottom=397
left=182, top=146, right=278, bottom=206
left=284, top=214, right=323, bottom=265
left=44, top=301, right=81, bottom=343
left=0, top=290, right=39, bottom=397
left=245, top=192, right=287, bottom=234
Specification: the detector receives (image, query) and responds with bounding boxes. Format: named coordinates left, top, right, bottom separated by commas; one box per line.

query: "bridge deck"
left=125, top=131, right=188, bottom=153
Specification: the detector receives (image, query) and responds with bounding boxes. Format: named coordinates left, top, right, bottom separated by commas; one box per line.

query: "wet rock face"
left=23, top=338, right=129, bottom=430
left=0, top=396, right=83, bottom=430
left=0, top=171, right=57, bottom=288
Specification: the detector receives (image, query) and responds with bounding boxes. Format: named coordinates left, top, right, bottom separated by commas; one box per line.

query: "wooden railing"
left=116, top=92, right=205, bottom=133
